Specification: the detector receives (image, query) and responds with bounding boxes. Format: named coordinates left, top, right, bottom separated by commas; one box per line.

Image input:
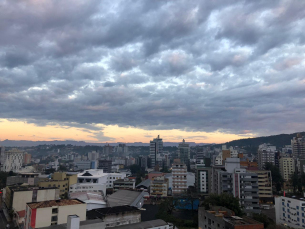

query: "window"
left=52, top=208, right=58, bottom=214
left=51, top=216, right=58, bottom=221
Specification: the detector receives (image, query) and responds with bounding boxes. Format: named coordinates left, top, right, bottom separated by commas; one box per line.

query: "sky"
left=0, top=0, right=305, bottom=144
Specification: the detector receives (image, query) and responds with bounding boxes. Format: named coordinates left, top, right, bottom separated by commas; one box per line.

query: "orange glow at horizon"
left=0, top=119, right=253, bottom=144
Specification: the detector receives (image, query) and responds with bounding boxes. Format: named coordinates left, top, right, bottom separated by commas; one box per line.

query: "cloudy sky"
left=0, top=0, right=305, bottom=144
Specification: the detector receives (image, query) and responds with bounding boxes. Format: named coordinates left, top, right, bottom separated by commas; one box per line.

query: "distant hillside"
left=223, top=131, right=305, bottom=148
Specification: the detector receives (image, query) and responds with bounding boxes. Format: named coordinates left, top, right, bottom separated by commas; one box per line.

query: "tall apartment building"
left=98, top=159, right=112, bottom=173
left=1, top=148, right=24, bottom=172
left=275, top=196, right=305, bottom=228
left=212, top=159, right=260, bottom=213
left=172, top=159, right=187, bottom=196
left=279, top=157, right=295, bottom=181
left=117, top=144, right=128, bottom=156
left=103, top=144, right=113, bottom=156
left=150, top=176, right=169, bottom=197
left=178, top=139, right=190, bottom=164
left=292, top=134, right=305, bottom=158
left=257, top=143, right=276, bottom=170
left=149, top=135, right=163, bottom=168
left=0, top=145, right=5, bottom=170
left=23, top=152, right=32, bottom=165
left=88, top=151, right=99, bottom=160
left=249, top=170, right=273, bottom=198
left=25, top=199, right=86, bottom=229
left=195, top=165, right=211, bottom=196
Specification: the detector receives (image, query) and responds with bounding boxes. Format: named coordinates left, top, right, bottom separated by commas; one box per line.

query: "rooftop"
left=27, top=199, right=84, bottom=209
left=107, top=190, right=143, bottom=207
left=224, top=216, right=263, bottom=226
left=8, top=185, right=58, bottom=192
left=87, top=206, right=140, bottom=219
left=136, top=179, right=151, bottom=188
left=110, top=219, right=169, bottom=229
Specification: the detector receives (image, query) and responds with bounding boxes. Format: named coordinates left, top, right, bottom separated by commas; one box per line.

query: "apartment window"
left=51, top=216, right=58, bottom=221
left=52, top=208, right=58, bottom=214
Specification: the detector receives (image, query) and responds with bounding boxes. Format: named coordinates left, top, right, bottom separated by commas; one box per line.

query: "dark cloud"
left=0, top=0, right=305, bottom=140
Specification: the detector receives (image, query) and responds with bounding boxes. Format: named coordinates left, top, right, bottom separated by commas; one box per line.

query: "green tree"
left=265, top=162, right=284, bottom=192
left=202, top=193, right=243, bottom=216
left=253, top=213, right=275, bottom=228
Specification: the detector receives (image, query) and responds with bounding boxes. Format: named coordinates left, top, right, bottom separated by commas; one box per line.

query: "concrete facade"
left=149, top=135, right=163, bottom=168
left=275, top=196, right=305, bottom=228
left=279, top=157, right=295, bottom=181
left=25, top=199, right=86, bottom=229
left=2, top=148, right=24, bottom=172
left=172, top=159, right=187, bottom=196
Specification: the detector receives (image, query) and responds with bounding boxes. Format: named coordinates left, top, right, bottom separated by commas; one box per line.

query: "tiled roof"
left=27, top=199, right=84, bottom=209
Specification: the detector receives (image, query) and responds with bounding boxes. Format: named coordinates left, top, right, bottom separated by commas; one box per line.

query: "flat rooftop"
left=9, top=185, right=58, bottom=192
left=27, top=199, right=84, bottom=209
left=87, top=206, right=140, bottom=219
left=224, top=216, right=263, bottom=226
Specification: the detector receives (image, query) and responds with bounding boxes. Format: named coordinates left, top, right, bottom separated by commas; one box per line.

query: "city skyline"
left=1, top=1, right=305, bottom=143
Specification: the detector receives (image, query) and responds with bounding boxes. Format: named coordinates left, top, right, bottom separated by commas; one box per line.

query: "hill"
left=223, top=131, right=305, bottom=148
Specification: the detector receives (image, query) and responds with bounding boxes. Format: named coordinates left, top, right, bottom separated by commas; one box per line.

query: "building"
left=292, top=133, right=305, bottom=158
left=257, top=143, right=276, bottom=170
left=135, top=156, right=147, bottom=169
left=195, top=165, right=211, bottom=196
left=3, top=185, right=59, bottom=227
left=113, top=177, right=135, bottom=191
left=150, top=176, right=168, bottom=197
left=103, top=144, right=113, bottom=156
left=88, top=151, right=99, bottom=161
left=111, top=219, right=173, bottom=229
left=165, top=172, right=195, bottom=191
left=117, top=144, right=129, bottom=156
left=69, top=169, right=126, bottom=194
left=275, top=196, right=305, bottom=228
left=249, top=170, right=273, bottom=198
left=172, top=159, right=187, bottom=196
left=178, top=139, right=190, bottom=164
left=148, top=171, right=164, bottom=180
left=98, top=160, right=112, bottom=173
left=87, top=206, right=141, bottom=228
left=149, top=135, right=163, bottom=168
left=1, top=148, right=24, bottom=172
left=107, top=190, right=144, bottom=209
left=69, top=192, right=107, bottom=210
left=212, top=159, right=260, bottom=213
left=198, top=206, right=263, bottom=229
left=74, top=161, right=98, bottom=170
left=135, top=179, right=151, bottom=192
left=23, top=153, right=32, bottom=165
left=279, top=157, right=295, bottom=181
left=38, top=172, right=77, bottom=198
left=25, top=199, right=86, bottom=229
left=6, top=173, right=40, bottom=186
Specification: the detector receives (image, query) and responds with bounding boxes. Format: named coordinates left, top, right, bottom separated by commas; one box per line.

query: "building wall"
left=275, top=196, right=305, bottom=228
left=249, top=170, right=272, bottom=198
left=2, top=149, right=24, bottom=172
left=103, top=211, right=141, bottom=228
left=279, top=157, right=295, bottom=181
left=57, top=204, right=86, bottom=224
left=13, top=191, right=33, bottom=212
left=172, top=163, right=187, bottom=195
left=37, top=189, right=58, bottom=202
left=39, top=180, right=69, bottom=196
left=35, top=207, right=52, bottom=228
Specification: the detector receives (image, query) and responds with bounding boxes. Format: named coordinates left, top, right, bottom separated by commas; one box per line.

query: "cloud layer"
left=1, top=0, right=305, bottom=140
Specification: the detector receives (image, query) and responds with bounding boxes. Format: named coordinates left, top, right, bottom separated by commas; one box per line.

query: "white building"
left=214, top=152, right=223, bottom=165
left=69, top=169, right=126, bottom=194
left=275, top=196, right=305, bottom=228
left=1, top=148, right=24, bottom=172
left=279, top=157, right=295, bottom=181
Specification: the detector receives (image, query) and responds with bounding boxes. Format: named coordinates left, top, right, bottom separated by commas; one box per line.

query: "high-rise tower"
left=149, top=135, right=163, bottom=168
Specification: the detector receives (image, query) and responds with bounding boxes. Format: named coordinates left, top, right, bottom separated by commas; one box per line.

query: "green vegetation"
left=253, top=213, right=275, bottom=228
left=290, top=171, right=305, bottom=193
left=201, top=193, right=243, bottom=216
left=214, top=131, right=305, bottom=148
left=265, top=162, right=284, bottom=192
left=156, top=198, right=198, bottom=229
